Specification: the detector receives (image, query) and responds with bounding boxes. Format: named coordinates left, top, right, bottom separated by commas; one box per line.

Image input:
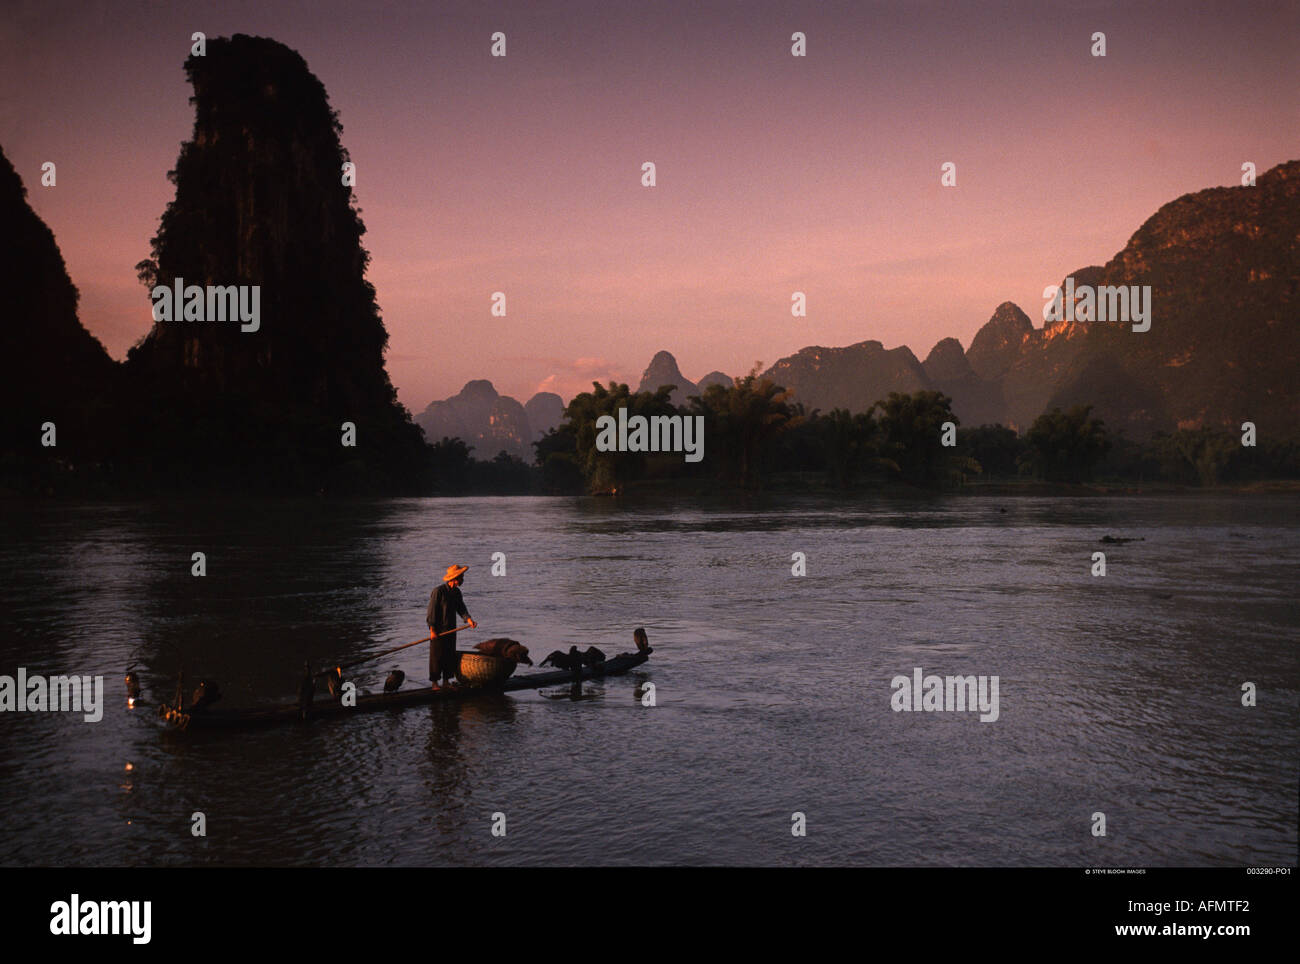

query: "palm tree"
left=821, top=408, right=889, bottom=487
left=565, top=381, right=677, bottom=493
left=873, top=390, right=964, bottom=487
left=1018, top=405, right=1110, bottom=482
left=691, top=366, right=800, bottom=487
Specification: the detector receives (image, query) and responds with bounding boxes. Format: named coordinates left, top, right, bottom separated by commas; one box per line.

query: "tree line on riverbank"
left=435, top=370, right=1300, bottom=495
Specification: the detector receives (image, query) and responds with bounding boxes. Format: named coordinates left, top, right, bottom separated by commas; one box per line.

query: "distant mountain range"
left=759, top=161, right=1299, bottom=438
left=636, top=350, right=733, bottom=406
left=414, top=381, right=563, bottom=461
left=416, top=354, right=733, bottom=460
left=445, top=159, right=1295, bottom=446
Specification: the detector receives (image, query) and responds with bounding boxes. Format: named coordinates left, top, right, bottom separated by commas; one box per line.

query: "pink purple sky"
left=2, top=0, right=1296, bottom=411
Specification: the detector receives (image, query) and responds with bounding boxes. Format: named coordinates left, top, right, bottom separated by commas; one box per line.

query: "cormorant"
left=539, top=650, right=567, bottom=669
left=540, top=646, right=583, bottom=672
left=581, top=646, right=606, bottom=666
left=384, top=670, right=405, bottom=693
left=634, top=627, right=652, bottom=654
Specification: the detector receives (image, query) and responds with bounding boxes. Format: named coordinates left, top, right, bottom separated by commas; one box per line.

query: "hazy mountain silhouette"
left=697, top=370, right=735, bottom=391
left=922, top=337, right=1003, bottom=427
left=763, top=341, right=929, bottom=414
left=415, top=380, right=535, bottom=460
left=637, top=350, right=699, bottom=406
left=632, top=352, right=738, bottom=404
left=966, top=302, right=1034, bottom=382
left=523, top=391, right=564, bottom=441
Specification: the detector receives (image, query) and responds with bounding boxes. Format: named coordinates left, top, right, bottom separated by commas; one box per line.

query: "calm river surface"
left=1, top=494, right=1296, bottom=866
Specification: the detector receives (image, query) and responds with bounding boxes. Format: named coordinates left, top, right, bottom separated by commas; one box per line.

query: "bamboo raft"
left=157, top=649, right=651, bottom=731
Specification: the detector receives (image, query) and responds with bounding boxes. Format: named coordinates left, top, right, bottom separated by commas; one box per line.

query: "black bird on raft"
left=634, top=627, right=652, bottom=654
left=539, top=646, right=583, bottom=672
left=581, top=646, right=606, bottom=667
left=190, top=679, right=222, bottom=712
left=298, top=662, right=315, bottom=720
left=384, top=670, right=405, bottom=693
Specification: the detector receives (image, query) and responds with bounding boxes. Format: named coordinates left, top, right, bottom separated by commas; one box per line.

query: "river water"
left=1, top=494, right=1296, bottom=866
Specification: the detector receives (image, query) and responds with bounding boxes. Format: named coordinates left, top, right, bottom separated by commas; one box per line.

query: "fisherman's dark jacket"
left=427, top=583, right=468, bottom=632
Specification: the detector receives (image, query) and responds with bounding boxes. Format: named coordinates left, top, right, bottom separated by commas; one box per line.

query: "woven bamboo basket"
left=454, top=652, right=517, bottom=687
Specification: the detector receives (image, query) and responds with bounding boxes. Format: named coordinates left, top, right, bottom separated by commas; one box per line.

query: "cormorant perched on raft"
left=298, top=662, right=315, bottom=720
left=190, top=679, right=222, bottom=712
left=539, top=646, right=583, bottom=672
left=581, top=646, right=606, bottom=667
left=634, top=627, right=652, bottom=654
left=384, top=670, right=405, bottom=693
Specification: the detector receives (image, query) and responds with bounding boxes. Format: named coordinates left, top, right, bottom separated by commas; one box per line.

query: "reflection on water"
left=0, top=494, right=1297, bottom=866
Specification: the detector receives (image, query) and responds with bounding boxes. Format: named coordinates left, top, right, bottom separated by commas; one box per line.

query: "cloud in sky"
left=530, top=356, right=626, bottom=403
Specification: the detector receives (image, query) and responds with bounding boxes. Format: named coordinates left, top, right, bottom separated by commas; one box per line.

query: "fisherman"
left=427, top=564, right=476, bottom=689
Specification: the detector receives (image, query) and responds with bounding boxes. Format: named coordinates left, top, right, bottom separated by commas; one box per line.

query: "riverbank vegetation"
left=449, top=373, right=1299, bottom=496
left=8, top=373, right=1296, bottom=499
